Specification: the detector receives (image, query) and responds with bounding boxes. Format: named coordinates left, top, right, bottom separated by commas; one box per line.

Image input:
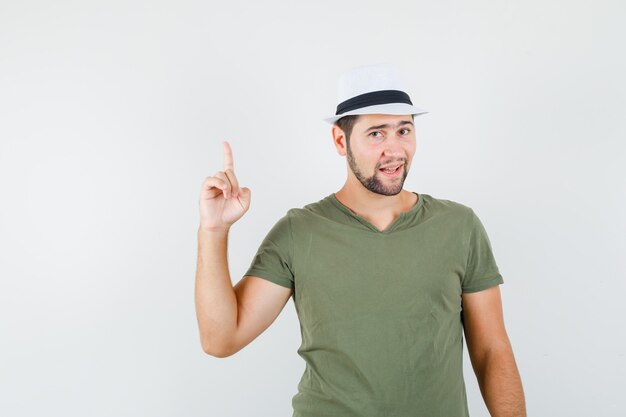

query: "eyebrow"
left=364, top=120, right=414, bottom=132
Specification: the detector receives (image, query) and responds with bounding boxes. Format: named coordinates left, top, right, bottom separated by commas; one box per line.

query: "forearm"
left=194, top=226, right=238, bottom=356
left=474, top=346, right=527, bottom=417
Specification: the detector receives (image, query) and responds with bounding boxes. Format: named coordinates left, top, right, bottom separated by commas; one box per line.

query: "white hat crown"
left=336, top=63, right=406, bottom=103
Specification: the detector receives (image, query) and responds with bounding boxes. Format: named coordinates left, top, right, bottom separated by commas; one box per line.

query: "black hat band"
left=335, top=89, right=412, bottom=115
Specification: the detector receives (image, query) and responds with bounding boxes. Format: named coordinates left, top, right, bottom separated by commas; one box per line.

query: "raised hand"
left=199, top=141, right=251, bottom=231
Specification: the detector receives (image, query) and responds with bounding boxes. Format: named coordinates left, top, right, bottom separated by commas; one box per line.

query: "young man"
left=195, top=64, right=526, bottom=416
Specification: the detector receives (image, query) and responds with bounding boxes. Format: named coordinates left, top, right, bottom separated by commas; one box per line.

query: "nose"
left=382, top=133, right=407, bottom=158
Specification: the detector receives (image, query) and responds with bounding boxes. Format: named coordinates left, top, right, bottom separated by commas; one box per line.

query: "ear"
left=332, top=125, right=347, bottom=156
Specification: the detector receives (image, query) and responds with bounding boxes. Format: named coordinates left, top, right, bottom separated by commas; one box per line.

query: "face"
left=343, top=114, right=416, bottom=196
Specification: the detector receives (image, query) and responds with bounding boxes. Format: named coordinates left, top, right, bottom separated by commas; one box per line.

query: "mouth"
left=378, top=164, right=403, bottom=177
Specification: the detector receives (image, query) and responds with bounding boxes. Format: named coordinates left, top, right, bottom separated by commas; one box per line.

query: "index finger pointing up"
left=223, top=140, right=234, bottom=171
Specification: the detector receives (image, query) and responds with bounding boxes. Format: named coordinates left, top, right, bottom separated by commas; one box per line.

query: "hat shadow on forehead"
left=324, top=63, right=428, bottom=125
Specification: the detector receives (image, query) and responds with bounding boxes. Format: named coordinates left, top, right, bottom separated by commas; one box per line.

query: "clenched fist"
left=199, top=141, right=251, bottom=231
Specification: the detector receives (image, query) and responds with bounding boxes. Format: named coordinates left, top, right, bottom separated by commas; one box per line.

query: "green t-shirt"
left=244, top=192, right=504, bottom=417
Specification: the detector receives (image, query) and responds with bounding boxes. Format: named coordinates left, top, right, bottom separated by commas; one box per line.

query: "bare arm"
left=462, top=285, right=527, bottom=417
left=195, top=226, right=238, bottom=357
left=473, top=346, right=526, bottom=417
left=195, top=225, right=293, bottom=357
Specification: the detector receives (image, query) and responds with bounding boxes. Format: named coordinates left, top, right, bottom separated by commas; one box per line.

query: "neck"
left=334, top=178, right=417, bottom=220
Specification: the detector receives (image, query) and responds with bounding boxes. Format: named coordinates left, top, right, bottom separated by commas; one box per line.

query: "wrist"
left=199, top=224, right=231, bottom=234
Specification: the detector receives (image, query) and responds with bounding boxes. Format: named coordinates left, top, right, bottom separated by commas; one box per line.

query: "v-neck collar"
left=328, top=192, right=423, bottom=234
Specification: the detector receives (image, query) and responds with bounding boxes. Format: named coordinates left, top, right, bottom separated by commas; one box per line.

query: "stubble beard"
left=346, top=140, right=408, bottom=196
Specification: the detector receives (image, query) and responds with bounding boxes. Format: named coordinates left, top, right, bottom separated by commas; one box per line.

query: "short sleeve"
left=462, top=209, right=504, bottom=293
left=244, top=211, right=295, bottom=290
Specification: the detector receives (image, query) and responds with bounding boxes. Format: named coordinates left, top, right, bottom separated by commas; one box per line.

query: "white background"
left=1, top=0, right=625, bottom=416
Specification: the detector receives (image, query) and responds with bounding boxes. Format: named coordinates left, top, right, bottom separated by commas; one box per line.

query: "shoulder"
left=420, top=193, right=475, bottom=224
left=283, top=194, right=336, bottom=223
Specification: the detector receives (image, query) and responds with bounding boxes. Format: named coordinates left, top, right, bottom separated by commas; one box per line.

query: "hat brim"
left=323, top=103, right=428, bottom=124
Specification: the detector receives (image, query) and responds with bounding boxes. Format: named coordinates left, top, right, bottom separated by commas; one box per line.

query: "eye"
left=399, top=128, right=411, bottom=135
left=369, top=131, right=382, bottom=138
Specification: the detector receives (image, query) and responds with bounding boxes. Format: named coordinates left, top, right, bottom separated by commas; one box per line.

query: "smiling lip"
left=379, top=163, right=403, bottom=169
left=379, top=165, right=403, bottom=177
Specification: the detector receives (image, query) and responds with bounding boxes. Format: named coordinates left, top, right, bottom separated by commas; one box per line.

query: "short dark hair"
left=334, top=114, right=416, bottom=144
left=333, top=115, right=361, bottom=144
